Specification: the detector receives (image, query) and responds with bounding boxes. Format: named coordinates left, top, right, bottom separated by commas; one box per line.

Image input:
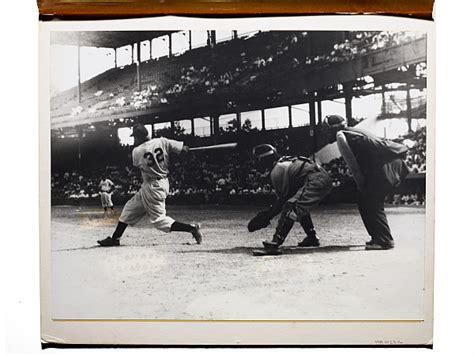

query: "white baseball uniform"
left=98, top=178, right=114, bottom=207
left=119, top=137, right=183, bottom=232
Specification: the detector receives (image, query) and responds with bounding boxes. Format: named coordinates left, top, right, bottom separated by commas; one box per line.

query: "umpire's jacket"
left=341, top=127, right=410, bottom=195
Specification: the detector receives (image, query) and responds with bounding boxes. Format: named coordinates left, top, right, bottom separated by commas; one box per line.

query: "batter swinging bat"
left=189, top=143, right=238, bottom=151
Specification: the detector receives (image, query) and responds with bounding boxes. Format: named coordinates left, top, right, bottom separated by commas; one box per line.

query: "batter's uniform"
left=119, top=137, right=183, bottom=232
left=98, top=179, right=114, bottom=208
left=271, top=156, right=333, bottom=221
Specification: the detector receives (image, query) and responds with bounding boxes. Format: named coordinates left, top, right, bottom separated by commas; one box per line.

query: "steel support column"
left=168, top=34, right=173, bottom=57
left=344, top=84, right=353, bottom=125
left=170, top=120, right=175, bottom=136
left=406, top=87, right=413, bottom=132
left=309, top=93, right=316, bottom=127
left=76, top=43, right=81, bottom=103
left=136, top=42, right=141, bottom=91
left=236, top=112, right=242, bottom=130
left=382, top=85, right=387, bottom=116
left=213, top=115, right=220, bottom=136
left=317, top=99, right=323, bottom=125
left=288, top=106, right=293, bottom=127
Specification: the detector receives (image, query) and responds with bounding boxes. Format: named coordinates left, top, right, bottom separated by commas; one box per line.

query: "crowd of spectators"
left=51, top=125, right=426, bottom=207
left=52, top=30, right=423, bottom=123
left=395, top=127, right=427, bottom=174
left=163, top=31, right=421, bottom=103
left=321, top=157, right=353, bottom=188
left=388, top=192, right=424, bottom=206
left=305, top=31, right=421, bottom=66
left=51, top=166, right=142, bottom=201
left=51, top=150, right=274, bottom=202
left=51, top=132, right=290, bottom=201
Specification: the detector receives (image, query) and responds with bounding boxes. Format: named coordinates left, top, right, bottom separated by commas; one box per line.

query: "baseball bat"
left=189, top=142, right=238, bottom=151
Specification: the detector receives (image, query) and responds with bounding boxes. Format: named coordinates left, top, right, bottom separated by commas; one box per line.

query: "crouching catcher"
left=248, top=144, right=333, bottom=251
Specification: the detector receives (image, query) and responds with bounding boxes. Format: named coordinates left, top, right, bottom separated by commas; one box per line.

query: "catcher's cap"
left=323, top=115, right=347, bottom=127
left=130, top=123, right=149, bottom=138
left=253, top=144, right=277, bottom=159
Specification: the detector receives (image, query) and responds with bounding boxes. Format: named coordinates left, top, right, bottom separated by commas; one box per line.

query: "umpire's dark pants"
left=357, top=189, right=394, bottom=247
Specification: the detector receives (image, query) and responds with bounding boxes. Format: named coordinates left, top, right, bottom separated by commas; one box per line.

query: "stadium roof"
left=51, top=31, right=178, bottom=48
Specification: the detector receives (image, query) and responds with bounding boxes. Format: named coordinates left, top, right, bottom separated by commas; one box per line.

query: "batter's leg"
left=98, top=192, right=146, bottom=247
left=170, top=221, right=203, bottom=244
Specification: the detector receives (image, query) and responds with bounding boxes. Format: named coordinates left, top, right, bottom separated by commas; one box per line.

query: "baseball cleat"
left=365, top=242, right=394, bottom=250
left=191, top=224, right=203, bottom=244
left=97, top=236, right=120, bottom=247
left=298, top=235, right=320, bottom=247
left=262, top=240, right=281, bottom=251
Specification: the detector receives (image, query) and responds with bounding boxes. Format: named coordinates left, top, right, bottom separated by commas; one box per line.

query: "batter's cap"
left=130, top=123, right=149, bottom=138
left=323, top=115, right=347, bottom=127
left=253, top=144, right=277, bottom=159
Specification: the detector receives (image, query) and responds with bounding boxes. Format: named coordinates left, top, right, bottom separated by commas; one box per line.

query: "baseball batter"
left=98, top=175, right=115, bottom=216
left=97, top=124, right=203, bottom=247
left=248, top=144, right=333, bottom=251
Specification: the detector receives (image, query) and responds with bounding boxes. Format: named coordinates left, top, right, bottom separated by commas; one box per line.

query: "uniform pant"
left=119, top=178, right=175, bottom=232
left=357, top=190, right=393, bottom=246
left=99, top=192, right=113, bottom=207
left=286, top=169, right=333, bottom=221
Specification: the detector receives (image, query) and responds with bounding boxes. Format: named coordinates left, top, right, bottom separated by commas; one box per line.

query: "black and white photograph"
left=39, top=16, right=435, bottom=345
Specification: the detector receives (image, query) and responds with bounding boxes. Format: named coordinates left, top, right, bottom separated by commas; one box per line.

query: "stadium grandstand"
left=50, top=30, right=427, bottom=206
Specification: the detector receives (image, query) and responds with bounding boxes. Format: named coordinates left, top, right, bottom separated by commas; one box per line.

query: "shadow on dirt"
left=178, top=244, right=366, bottom=256
left=52, top=245, right=102, bottom=252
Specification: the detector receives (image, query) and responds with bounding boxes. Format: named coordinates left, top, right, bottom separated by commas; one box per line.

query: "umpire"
left=325, top=115, right=410, bottom=250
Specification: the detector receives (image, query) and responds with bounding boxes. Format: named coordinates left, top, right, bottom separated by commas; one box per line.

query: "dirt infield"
left=50, top=204, right=425, bottom=320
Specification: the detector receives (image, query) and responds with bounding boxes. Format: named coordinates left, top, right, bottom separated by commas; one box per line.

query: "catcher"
left=248, top=144, right=333, bottom=251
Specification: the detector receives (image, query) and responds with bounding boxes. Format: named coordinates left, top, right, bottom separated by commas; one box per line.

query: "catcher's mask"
left=323, top=114, right=347, bottom=127
left=253, top=144, right=277, bottom=159
left=322, top=115, right=347, bottom=143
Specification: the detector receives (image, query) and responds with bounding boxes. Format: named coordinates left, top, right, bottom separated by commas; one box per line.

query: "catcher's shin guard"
left=262, top=216, right=294, bottom=250
left=298, top=214, right=320, bottom=247
left=300, top=214, right=316, bottom=237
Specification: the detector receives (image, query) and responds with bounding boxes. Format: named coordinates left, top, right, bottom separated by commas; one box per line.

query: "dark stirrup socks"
left=112, top=221, right=128, bottom=239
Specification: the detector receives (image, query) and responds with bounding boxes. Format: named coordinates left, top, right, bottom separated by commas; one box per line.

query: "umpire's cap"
left=130, top=123, right=149, bottom=139
left=323, top=114, right=347, bottom=127
left=253, top=144, right=277, bottom=159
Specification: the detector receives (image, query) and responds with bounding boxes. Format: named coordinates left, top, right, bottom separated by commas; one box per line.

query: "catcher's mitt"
left=247, top=210, right=271, bottom=232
